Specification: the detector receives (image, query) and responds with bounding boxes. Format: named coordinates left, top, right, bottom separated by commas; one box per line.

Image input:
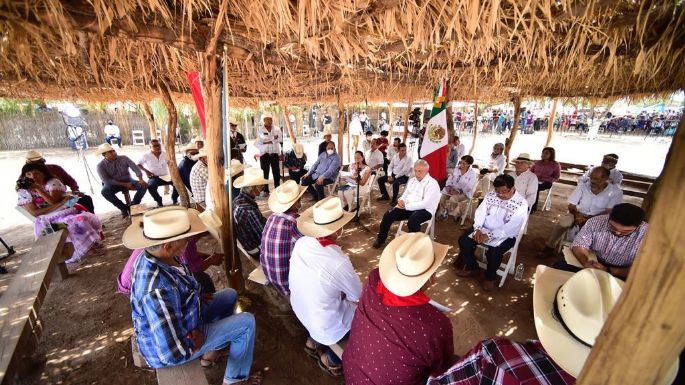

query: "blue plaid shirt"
left=130, top=252, right=201, bottom=368
left=233, top=192, right=266, bottom=251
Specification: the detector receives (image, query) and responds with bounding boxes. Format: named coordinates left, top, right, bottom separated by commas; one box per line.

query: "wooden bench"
left=156, top=360, right=209, bottom=385
left=0, top=231, right=70, bottom=385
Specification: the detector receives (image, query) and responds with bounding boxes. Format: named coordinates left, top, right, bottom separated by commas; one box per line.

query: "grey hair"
left=414, top=159, right=429, bottom=169
left=145, top=244, right=163, bottom=252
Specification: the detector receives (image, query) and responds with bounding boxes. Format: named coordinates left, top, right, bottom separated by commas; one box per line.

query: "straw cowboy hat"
left=297, top=196, right=354, bottom=238
left=269, top=180, right=307, bottom=213
left=229, top=117, right=239, bottom=126
left=262, top=113, right=273, bottom=120
left=122, top=207, right=207, bottom=249
left=192, top=135, right=204, bottom=143
left=234, top=167, right=269, bottom=188
left=181, top=142, right=198, bottom=153
left=293, top=143, right=305, bottom=159
left=514, top=153, right=532, bottom=162
left=322, top=128, right=333, bottom=137
left=95, top=143, right=116, bottom=155
left=198, top=209, right=222, bottom=247
left=230, top=159, right=245, bottom=177
left=379, top=233, right=449, bottom=297
left=25, top=150, right=43, bottom=162
left=533, top=266, right=679, bottom=381
left=192, top=148, right=208, bottom=161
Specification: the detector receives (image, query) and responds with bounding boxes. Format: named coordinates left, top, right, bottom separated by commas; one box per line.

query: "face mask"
left=601, top=162, right=614, bottom=169
left=326, top=149, right=334, bottom=155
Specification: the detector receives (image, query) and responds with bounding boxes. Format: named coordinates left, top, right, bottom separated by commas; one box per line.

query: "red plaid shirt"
left=427, top=338, right=575, bottom=385
left=259, top=211, right=302, bottom=295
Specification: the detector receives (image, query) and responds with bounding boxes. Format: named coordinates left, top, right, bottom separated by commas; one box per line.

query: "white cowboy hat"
left=230, top=159, right=245, bottom=177
left=268, top=180, right=307, bottom=213
left=234, top=167, right=269, bottom=188
left=379, top=233, right=449, bottom=297
left=293, top=143, right=305, bottom=159
left=191, top=148, right=208, bottom=161
left=533, top=266, right=679, bottom=381
left=514, top=153, right=532, bottom=162
left=181, top=142, right=198, bottom=152
left=262, top=113, right=273, bottom=120
left=198, top=209, right=222, bottom=247
left=192, top=135, right=205, bottom=143
left=229, top=117, right=239, bottom=126
left=95, top=143, right=116, bottom=155
left=25, top=150, right=43, bottom=162
left=122, top=207, right=207, bottom=249
left=322, top=129, right=333, bottom=137
left=297, top=196, right=354, bottom=238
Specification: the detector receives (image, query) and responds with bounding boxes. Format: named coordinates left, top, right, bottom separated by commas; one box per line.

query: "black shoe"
left=372, top=239, right=383, bottom=249
left=377, top=195, right=389, bottom=201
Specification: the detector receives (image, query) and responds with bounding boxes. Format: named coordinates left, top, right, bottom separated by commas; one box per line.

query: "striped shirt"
left=571, top=214, right=648, bottom=267
left=428, top=338, right=575, bottom=385
left=259, top=212, right=302, bottom=295
left=130, top=252, right=201, bottom=368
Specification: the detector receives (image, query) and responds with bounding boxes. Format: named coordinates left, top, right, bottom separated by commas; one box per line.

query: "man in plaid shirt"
left=260, top=180, right=306, bottom=295
left=233, top=168, right=269, bottom=256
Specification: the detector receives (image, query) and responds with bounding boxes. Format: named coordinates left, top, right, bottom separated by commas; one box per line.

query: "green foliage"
left=0, top=98, right=45, bottom=116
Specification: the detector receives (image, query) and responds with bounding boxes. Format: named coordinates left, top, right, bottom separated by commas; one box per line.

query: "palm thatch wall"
left=0, top=0, right=683, bottom=104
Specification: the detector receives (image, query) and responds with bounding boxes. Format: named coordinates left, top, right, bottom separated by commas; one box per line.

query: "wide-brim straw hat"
left=192, top=135, right=204, bottom=143
left=198, top=209, right=222, bottom=247
left=297, top=196, right=354, bottom=238
left=533, top=265, right=679, bottom=381
left=269, top=180, right=307, bottom=213
left=322, top=128, right=332, bottom=137
left=181, top=142, right=198, bottom=152
left=514, top=153, right=532, bottom=162
left=293, top=143, right=305, bottom=159
left=122, top=207, right=207, bottom=249
left=191, top=148, right=208, bottom=161
left=379, top=233, right=449, bottom=297
left=25, top=150, right=43, bottom=162
left=95, top=143, right=115, bottom=155
left=234, top=167, right=269, bottom=188
left=229, top=117, right=239, bottom=126
left=230, top=159, right=245, bottom=177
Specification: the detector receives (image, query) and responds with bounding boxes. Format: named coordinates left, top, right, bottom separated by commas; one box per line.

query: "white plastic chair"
left=475, top=216, right=528, bottom=287
left=357, top=173, right=377, bottom=214
left=395, top=215, right=435, bottom=239
left=460, top=197, right=480, bottom=225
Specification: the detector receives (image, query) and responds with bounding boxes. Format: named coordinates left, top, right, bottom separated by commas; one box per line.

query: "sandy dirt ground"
left=0, top=130, right=652, bottom=385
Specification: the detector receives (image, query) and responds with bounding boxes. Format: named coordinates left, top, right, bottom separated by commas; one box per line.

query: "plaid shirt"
left=130, top=252, right=201, bottom=368
left=233, top=192, right=266, bottom=251
left=260, top=211, right=302, bottom=295
left=427, top=338, right=575, bottom=385
left=571, top=214, right=648, bottom=267
left=189, top=161, right=208, bottom=202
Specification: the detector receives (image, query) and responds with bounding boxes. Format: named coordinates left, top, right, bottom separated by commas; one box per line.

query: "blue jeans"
left=101, top=179, right=147, bottom=213
left=106, top=135, right=122, bottom=146
left=184, top=289, right=256, bottom=384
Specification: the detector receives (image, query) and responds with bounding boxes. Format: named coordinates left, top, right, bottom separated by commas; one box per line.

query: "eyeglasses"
left=607, top=221, right=636, bottom=236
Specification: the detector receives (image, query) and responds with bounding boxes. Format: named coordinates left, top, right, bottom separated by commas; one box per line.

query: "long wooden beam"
left=158, top=81, right=191, bottom=208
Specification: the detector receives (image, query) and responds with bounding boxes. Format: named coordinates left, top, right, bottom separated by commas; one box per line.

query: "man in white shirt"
left=485, top=143, right=506, bottom=180
left=512, top=153, right=539, bottom=208
left=255, top=115, right=283, bottom=194
left=365, top=139, right=384, bottom=172
left=138, top=139, right=177, bottom=206
left=446, top=136, right=466, bottom=173
left=189, top=149, right=209, bottom=203
left=386, top=137, right=401, bottom=160
left=290, top=197, right=361, bottom=375
left=580, top=153, right=623, bottom=185
left=103, top=119, right=122, bottom=147
left=377, top=143, right=412, bottom=205
left=455, top=174, right=528, bottom=291
left=539, top=166, right=623, bottom=258
left=438, top=155, right=477, bottom=220
left=373, top=160, right=440, bottom=249
left=361, top=131, right=374, bottom=153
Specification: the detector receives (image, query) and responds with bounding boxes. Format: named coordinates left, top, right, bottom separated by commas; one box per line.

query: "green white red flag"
left=419, top=81, right=449, bottom=182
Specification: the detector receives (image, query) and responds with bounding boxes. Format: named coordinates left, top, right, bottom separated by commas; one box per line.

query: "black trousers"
left=377, top=208, right=432, bottom=244
left=76, top=195, right=95, bottom=213
left=458, top=227, right=516, bottom=281
left=531, top=181, right=553, bottom=212
left=377, top=174, right=409, bottom=201
left=301, top=175, right=334, bottom=201
left=260, top=153, right=280, bottom=192
left=147, top=176, right=179, bottom=206
left=288, top=168, right=307, bottom=184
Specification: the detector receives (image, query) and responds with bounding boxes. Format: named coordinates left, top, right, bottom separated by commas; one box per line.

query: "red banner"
left=186, top=71, right=207, bottom=137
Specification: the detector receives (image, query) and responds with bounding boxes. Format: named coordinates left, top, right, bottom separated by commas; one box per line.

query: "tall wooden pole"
left=388, top=104, right=395, bottom=138
left=468, top=99, right=478, bottom=155
left=142, top=102, right=158, bottom=140
left=445, top=81, right=454, bottom=156
left=402, top=99, right=412, bottom=143
left=544, top=98, right=558, bottom=147
left=280, top=102, right=297, bottom=144
left=504, top=96, right=522, bottom=163
left=337, top=93, right=344, bottom=162
left=346, top=106, right=351, bottom=161
left=158, top=83, right=191, bottom=208
left=577, top=112, right=685, bottom=385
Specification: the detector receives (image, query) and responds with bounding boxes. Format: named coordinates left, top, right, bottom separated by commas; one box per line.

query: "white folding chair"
left=475, top=216, right=528, bottom=287
left=395, top=215, right=435, bottom=239
left=460, top=197, right=480, bottom=225
left=357, top=173, right=377, bottom=214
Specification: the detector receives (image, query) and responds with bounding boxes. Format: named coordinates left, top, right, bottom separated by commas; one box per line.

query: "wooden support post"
left=158, top=83, right=191, bottom=208
left=346, top=106, right=351, bottom=161
left=142, top=102, right=158, bottom=140
left=337, top=93, right=344, bottom=162
left=280, top=103, right=297, bottom=144
left=445, top=81, right=454, bottom=158
left=468, top=99, right=478, bottom=156
left=402, top=100, right=412, bottom=143
left=576, top=112, right=685, bottom=385
left=388, top=104, right=395, bottom=138
left=504, top=96, right=521, bottom=163
left=544, top=98, right=558, bottom=147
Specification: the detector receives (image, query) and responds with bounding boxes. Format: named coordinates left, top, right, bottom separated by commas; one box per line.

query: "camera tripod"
left=75, top=137, right=99, bottom=194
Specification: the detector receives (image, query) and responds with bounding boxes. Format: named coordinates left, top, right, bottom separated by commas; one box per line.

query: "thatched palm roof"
left=1, top=0, right=684, bottom=104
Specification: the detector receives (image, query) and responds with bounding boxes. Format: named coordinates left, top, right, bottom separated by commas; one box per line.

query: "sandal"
left=304, top=345, right=318, bottom=359
left=317, top=353, right=342, bottom=377
left=201, top=349, right=229, bottom=368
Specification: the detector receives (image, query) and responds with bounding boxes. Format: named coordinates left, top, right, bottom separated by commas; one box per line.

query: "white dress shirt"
left=580, top=167, right=623, bottom=185
left=388, top=154, right=412, bottom=177
left=361, top=140, right=373, bottom=153
left=400, top=175, right=441, bottom=215
left=513, top=169, right=539, bottom=207
left=255, top=126, right=283, bottom=155
left=473, top=191, right=529, bottom=247
left=568, top=181, right=623, bottom=216
left=366, top=149, right=384, bottom=170
left=446, top=167, right=478, bottom=198
left=138, top=152, right=170, bottom=177
left=104, top=123, right=120, bottom=136
left=289, top=236, right=362, bottom=345
left=488, top=154, right=506, bottom=175
left=387, top=145, right=398, bottom=160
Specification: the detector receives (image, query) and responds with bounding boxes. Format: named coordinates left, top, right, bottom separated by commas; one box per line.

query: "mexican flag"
left=419, top=81, right=449, bottom=183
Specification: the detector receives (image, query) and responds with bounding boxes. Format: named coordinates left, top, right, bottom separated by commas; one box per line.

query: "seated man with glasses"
left=454, top=174, right=528, bottom=291
left=553, top=203, right=648, bottom=280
